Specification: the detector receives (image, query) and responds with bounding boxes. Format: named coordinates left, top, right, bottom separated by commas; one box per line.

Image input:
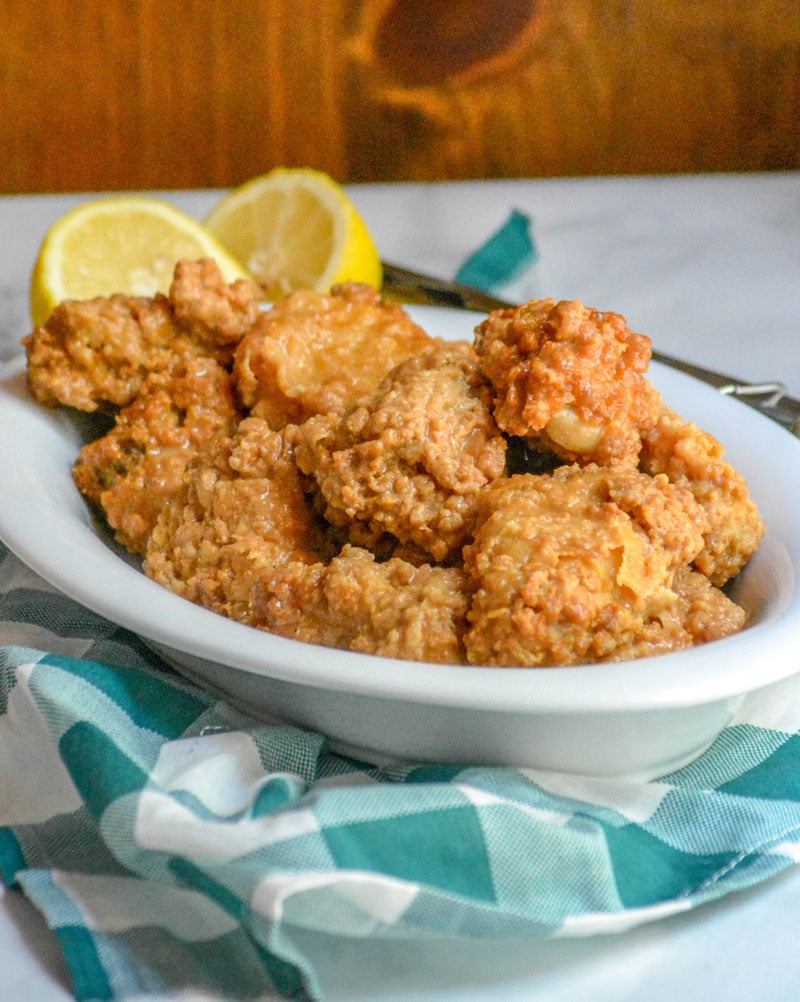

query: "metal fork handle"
left=381, top=262, right=800, bottom=438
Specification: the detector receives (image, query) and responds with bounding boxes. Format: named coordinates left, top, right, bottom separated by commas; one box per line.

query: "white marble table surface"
left=1, top=172, right=799, bottom=1001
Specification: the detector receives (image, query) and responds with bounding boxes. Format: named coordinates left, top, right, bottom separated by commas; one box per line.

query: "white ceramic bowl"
left=1, top=306, right=798, bottom=781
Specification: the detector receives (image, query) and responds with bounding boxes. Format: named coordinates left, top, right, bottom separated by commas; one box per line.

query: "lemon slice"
left=29, top=196, right=252, bottom=327
left=204, top=167, right=382, bottom=299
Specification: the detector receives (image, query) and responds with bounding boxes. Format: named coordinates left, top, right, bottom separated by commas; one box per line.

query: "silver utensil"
left=381, top=262, right=800, bottom=438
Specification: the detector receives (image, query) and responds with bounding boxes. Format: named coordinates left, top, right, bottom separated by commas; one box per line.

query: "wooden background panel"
left=2, top=0, right=799, bottom=195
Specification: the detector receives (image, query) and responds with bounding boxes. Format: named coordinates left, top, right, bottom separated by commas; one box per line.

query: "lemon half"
left=204, top=167, right=382, bottom=300
left=29, top=196, right=252, bottom=327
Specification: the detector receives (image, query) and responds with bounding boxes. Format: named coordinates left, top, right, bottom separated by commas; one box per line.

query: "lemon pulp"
left=204, top=167, right=382, bottom=300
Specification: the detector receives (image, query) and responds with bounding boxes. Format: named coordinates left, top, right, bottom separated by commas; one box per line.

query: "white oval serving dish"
left=1, top=306, right=797, bottom=781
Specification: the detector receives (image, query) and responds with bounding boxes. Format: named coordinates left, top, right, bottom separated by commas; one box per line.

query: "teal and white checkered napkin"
left=3, top=223, right=800, bottom=1002
left=6, top=546, right=800, bottom=1002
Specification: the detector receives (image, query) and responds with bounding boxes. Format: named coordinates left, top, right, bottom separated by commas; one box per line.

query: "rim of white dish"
left=1, top=305, right=798, bottom=716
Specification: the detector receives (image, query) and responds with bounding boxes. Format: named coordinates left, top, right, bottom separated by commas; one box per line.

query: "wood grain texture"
left=2, top=0, right=799, bottom=194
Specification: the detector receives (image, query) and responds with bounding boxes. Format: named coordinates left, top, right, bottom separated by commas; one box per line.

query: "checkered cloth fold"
left=3, top=540, right=800, bottom=1002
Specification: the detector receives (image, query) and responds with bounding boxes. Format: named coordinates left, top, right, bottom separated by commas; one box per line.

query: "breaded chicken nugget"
left=293, top=341, right=508, bottom=563
left=252, top=544, right=469, bottom=664
left=23, top=259, right=261, bottom=412
left=609, top=565, right=746, bottom=661
left=233, top=282, right=436, bottom=429
left=474, top=298, right=661, bottom=465
left=143, top=418, right=333, bottom=624
left=72, top=341, right=241, bottom=554
left=24, top=292, right=180, bottom=412
left=639, top=403, right=765, bottom=586
left=462, top=464, right=737, bottom=667
left=169, top=258, right=262, bottom=361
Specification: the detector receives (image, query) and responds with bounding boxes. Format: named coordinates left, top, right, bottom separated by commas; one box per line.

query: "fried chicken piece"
left=610, top=565, right=746, bottom=661
left=143, top=418, right=333, bottom=624
left=293, top=341, right=508, bottom=563
left=639, top=403, right=765, bottom=586
left=462, top=464, right=736, bottom=667
left=252, top=544, right=469, bottom=664
left=23, top=259, right=262, bottom=412
left=24, top=292, right=181, bottom=412
left=233, top=282, right=436, bottom=429
left=169, top=258, right=263, bottom=362
left=474, top=298, right=661, bottom=466
left=73, top=341, right=241, bottom=554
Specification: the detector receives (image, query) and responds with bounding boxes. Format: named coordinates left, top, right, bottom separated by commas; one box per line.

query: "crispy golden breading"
left=609, top=567, right=746, bottom=661
left=24, top=292, right=181, bottom=412
left=462, top=464, right=726, bottom=667
left=143, top=418, right=333, bottom=624
left=72, top=342, right=241, bottom=554
left=28, top=264, right=760, bottom=668
left=169, top=258, right=263, bottom=362
left=233, top=282, right=436, bottom=429
left=293, top=341, right=508, bottom=563
left=474, top=298, right=661, bottom=465
left=23, top=260, right=261, bottom=412
left=639, top=403, right=765, bottom=586
left=252, top=544, right=469, bottom=663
